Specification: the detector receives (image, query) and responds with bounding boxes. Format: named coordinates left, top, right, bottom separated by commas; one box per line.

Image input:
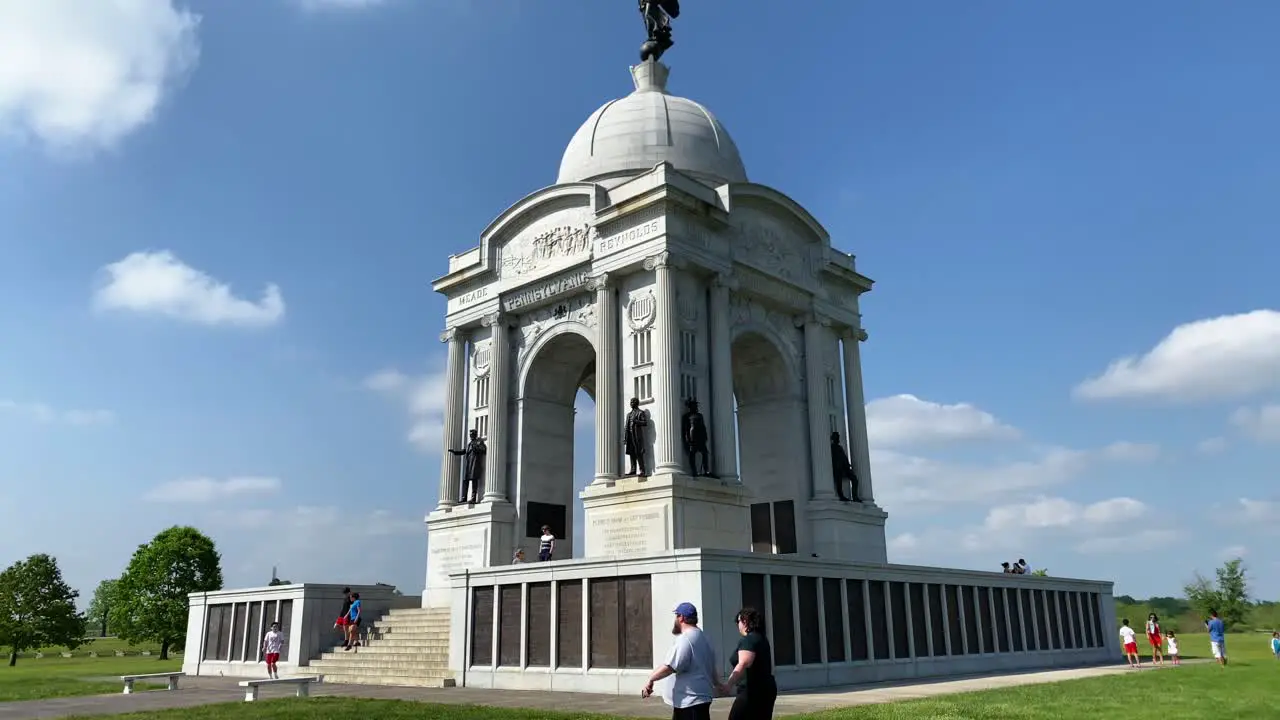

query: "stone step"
left=298, top=670, right=456, bottom=688
left=373, top=620, right=450, bottom=631
left=319, top=649, right=449, bottom=662
left=373, top=631, right=451, bottom=642
left=307, top=658, right=453, bottom=673
left=387, top=608, right=451, bottom=618
left=370, top=639, right=451, bottom=650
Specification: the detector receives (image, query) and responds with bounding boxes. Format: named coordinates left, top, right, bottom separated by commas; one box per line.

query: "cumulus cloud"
left=92, top=250, right=285, bottom=327
left=865, top=394, right=1020, bottom=448
left=982, top=496, right=1147, bottom=533
left=1074, top=309, right=1280, bottom=402
left=0, top=400, right=114, bottom=426
left=1075, top=530, right=1177, bottom=555
left=365, top=367, right=447, bottom=452
left=1197, top=437, right=1228, bottom=455
left=0, top=0, right=200, bottom=153
left=1219, top=545, right=1248, bottom=560
left=1233, top=498, right=1280, bottom=523
left=144, top=476, right=282, bottom=503
left=1230, top=405, right=1280, bottom=443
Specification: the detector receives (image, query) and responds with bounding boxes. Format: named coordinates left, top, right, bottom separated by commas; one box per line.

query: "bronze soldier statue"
left=449, top=428, right=487, bottom=503
left=830, top=431, right=859, bottom=503
left=624, top=397, right=649, bottom=476
left=638, top=0, right=680, bottom=62
left=681, top=397, right=711, bottom=476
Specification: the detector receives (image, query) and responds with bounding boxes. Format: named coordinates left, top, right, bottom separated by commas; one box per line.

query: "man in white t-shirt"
left=1119, top=619, right=1139, bottom=668
left=642, top=602, right=718, bottom=720
left=261, top=621, right=285, bottom=678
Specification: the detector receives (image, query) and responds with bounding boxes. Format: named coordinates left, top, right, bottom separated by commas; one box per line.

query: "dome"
left=556, top=61, right=748, bottom=187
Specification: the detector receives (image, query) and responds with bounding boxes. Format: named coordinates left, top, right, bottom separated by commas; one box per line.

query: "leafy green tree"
left=0, top=554, right=86, bottom=666
left=114, top=526, right=223, bottom=660
left=85, top=578, right=121, bottom=637
left=1030, top=568, right=1048, bottom=577
left=1184, top=557, right=1250, bottom=629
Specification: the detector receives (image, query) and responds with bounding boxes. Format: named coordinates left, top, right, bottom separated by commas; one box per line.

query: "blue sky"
left=2, top=0, right=1278, bottom=605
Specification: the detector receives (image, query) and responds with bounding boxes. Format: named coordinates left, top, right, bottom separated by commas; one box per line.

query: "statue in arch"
left=681, top=397, right=711, bottom=477
left=449, top=429, right=487, bottom=503
left=638, top=0, right=680, bottom=62
left=830, top=431, right=859, bottom=502
left=624, top=397, right=649, bottom=476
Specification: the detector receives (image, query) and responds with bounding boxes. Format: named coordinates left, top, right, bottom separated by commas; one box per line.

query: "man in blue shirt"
left=1205, top=610, right=1227, bottom=667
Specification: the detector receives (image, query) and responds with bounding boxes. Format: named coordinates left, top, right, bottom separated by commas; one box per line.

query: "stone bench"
left=121, top=671, right=184, bottom=694
left=238, top=676, right=322, bottom=702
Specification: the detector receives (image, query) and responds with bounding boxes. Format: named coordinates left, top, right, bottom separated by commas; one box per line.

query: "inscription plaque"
left=230, top=603, right=247, bottom=662
left=798, top=576, right=821, bottom=664
left=1013, top=588, right=1029, bottom=651
left=889, top=582, right=909, bottom=659
left=993, top=588, right=1011, bottom=652
left=247, top=601, right=263, bottom=662
left=770, top=575, right=796, bottom=666
left=962, top=586, right=980, bottom=654
left=429, top=530, right=487, bottom=588
left=622, top=576, right=653, bottom=668
left=589, top=578, right=620, bottom=668
left=945, top=585, right=963, bottom=655
left=868, top=580, right=889, bottom=660
left=823, top=578, right=845, bottom=663
left=848, top=579, right=871, bottom=661
left=927, top=584, right=946, bottom=656
left=1033, top=589, right=1050, bottom=650
left=909, top=583, right=928, bottom=656
left=498, top=585, right=522, bottom=666
left=1090, top=593, right=1104, bottom=646
left=557, top=581, right=583, bottom=668
left=1048, top=591, right=1063, bottom=650
left=978, top=586, right=995, bottom=653
left=590, top=508, right=665, bottom=555
left=471, top=586, right=494, bottom=666
left=527, top=582, right=551, bottom=666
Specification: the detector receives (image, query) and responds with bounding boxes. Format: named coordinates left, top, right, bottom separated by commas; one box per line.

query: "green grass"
left=0, top=653, right=181, bottom=701
left=6, top=636, right=168, bottom=658
left=22, top=633, right=1280, bottom=718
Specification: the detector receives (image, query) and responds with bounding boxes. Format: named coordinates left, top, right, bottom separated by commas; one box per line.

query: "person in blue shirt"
left=1270, top=631, right=1279, bottom=660
left=344, top=592, right=363, bottom=652
left=1204, top=610, right=1227, bottom=667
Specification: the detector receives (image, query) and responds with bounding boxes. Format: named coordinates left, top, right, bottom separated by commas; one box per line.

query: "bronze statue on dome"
left=639, top=0, right=680, bottom=62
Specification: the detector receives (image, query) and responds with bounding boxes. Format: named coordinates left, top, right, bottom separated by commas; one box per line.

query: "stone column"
left=436, top=327, right=467, bottom=509
left=709, top=273, right=738, bottom=483
left=590, top=273, right=620, bottom=484
left=645, top=251, right=683, bottom=474
left=482, top=312, right=511, bottom=503
left=842, top=327, right=875, bottom=503
left=802, top=314, right=835, bottom=500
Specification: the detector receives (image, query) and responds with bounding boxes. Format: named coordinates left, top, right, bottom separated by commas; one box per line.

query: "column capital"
left=587, top=272, right=612, bottom=292
left=794, top=312, right=833, bottom=329
left=481, top=312, right=510, bottom=329
left=712, top=272, right=739, bottom=291
left=439, top=327, right=461, bottom=343
left=643, top=251, right=686, bottom=271
left=836, top=324, right=868, bottom=342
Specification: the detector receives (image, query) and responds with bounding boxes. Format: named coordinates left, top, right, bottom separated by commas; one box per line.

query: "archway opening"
left=516, top=330, right=595, bottom=561
left=730, top=330, right=804, bottom=554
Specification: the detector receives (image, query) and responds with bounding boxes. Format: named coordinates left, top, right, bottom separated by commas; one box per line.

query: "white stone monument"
left=423, top=58, right=888, bottom=607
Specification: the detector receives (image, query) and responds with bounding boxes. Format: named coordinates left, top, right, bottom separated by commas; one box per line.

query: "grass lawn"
left=27, top=633, right=1280, bottom=718
left=0, top=653, right=181, bottom=701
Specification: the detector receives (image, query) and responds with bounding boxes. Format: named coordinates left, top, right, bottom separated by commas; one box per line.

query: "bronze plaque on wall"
left=471, top=586, right=494, bottom=666
left=589, top=578, right=620, bottom=668
left=622, top=576, right=653, bottom=668
left=557, top=581, right=582, bottom=668
left=962, top=586, right=980, bottom=654
left=749, top=503, right=773, bottom=553
left=889, top=582, right=909, bottom=659
left=978, top=586, right=996, bottom=652
left=526, top=582, right=552, bottom=666
left=1048, top=591, right=1063, bottom=649
left=927, top=584, right=946, bottom=656
left=1033, top=589, right=1050, bottom=650
left=1089, top=593, right=1104, bottom=645
left=867, top=580, right=889, bottom=660
left=773, top=501, right=798, bottom=554
left=498, top=584, right=523, bottom=666
left=797, top=577, right=821, bottom=664
left=849, top=579, right=872, bottom=661
left=823, top=578, right=845, bottom=662
left=1018, top=588, right=1035, bottom=651
left=945, top=585, right=963, bottom=654
left=908, top=583, right=928, bottom=657
left=526, top=502, right=567, bottom=539
left=770, top=575, right=796, bottom=665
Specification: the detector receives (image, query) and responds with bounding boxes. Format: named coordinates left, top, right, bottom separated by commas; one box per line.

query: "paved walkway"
left=0, top=662, right=1195, bottom=719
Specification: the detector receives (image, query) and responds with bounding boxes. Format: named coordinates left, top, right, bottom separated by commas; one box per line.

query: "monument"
left=181, top=5, right=1119, bottom=692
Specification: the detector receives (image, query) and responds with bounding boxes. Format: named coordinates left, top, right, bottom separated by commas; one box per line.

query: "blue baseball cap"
left=673, top=602, right=698, bottom=619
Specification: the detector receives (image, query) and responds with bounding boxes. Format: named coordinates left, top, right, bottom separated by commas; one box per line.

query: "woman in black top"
left=719, top=607, right=776, bottom=720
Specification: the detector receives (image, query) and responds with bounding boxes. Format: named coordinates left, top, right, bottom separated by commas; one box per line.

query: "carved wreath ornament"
left=627, top=290, right=657, bottom=333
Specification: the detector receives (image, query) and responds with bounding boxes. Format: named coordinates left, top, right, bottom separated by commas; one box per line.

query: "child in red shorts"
left=1119, top=618, right=1139, bottom=668
left=261, top=621, right=284, bottom=679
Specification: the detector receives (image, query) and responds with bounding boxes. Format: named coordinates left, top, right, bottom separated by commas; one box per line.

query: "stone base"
left=423, top=500, right=517, bottom=607
left=805, top=499, right=889, bottom=563
left=580, top=472, right=751, bottom=556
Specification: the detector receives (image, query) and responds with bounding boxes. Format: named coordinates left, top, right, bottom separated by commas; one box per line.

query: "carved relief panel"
left=514, top=293, right=597, bottom=372
left=496, top=207, right=595, bottom=284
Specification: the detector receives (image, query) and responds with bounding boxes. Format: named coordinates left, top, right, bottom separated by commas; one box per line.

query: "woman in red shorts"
left=1145, top=613, right=1164, bottom=666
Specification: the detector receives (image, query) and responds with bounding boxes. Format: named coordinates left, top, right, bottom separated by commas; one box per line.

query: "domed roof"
left=557, top=61, right=748, bottom=187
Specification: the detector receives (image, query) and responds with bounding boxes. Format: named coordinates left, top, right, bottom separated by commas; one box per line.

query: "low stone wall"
left=451, top=549, right=1117, bottom=694
left=181, top=584, right=420, bottom=678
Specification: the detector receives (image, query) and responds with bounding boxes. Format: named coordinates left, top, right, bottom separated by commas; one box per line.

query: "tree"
left=0, top=554, right=86, bottom=666
left=1030, top=568, right=1048, bottom=577
left=114, top=526, right=223, bottom=660
left=86, top=579, right=121, bottom=638
left=1184, top=557, right=1250, bottom=629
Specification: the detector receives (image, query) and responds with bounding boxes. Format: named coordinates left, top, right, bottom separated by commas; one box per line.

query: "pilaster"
left=841, top=326, right=874, bottom=503
left=591, top=273, right=620, bottom=484
left=645, top=251, right=684, bottom=474
left=437, top=327, right=466, bottom=509
left=801, top=313, right=835, bottom=500
left=482, top=312, right=512, bottom=503
left=709, top=273, right=738, bottom=483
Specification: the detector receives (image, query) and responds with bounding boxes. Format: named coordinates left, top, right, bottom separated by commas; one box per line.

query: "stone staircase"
left=296, top=605, right=456, bottom=687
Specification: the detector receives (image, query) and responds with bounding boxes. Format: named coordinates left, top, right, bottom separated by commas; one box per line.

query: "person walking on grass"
left=1271, top=631, right=1279, bottom=660
left=1205, top=610, right=1227, bottom=667
left=1165, top=631, right=1180, bottom=665
left=1145, top=613, right=1164, bottom=666
left=260, top=621, right=284, bottom=679
left=1119, top=619, right=1140, bottom=668
left=642, top=602, right=718, bottom=720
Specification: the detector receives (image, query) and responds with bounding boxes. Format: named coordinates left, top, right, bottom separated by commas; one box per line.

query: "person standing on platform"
left=642, top=602, right=718, bottom=720
left=719, top=607, right=776, bottom=720
left=538, top=525, right=556, bottom=561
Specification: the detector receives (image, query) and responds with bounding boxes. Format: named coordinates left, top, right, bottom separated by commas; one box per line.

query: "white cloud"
left=1099, top=441, right=1161, bottom=462
left=0, top=399, right=114, bottom=426
left=865, top=394, right=1019, bottom=448
left=1234, top=498, right=1280, bottom=523
left=92, top=250, right=285, bottom=327
left=293, top=0, right=389, bottom=9
left=982, top=496, right=1147, bottom=533
left=1075, top=530, right=1177, bottom=555
left=1230, top=405, right=1280, bottom=442
left=144, top=476, right=282, bottom=503
left=1074, top=309, right=1280, bottom=402
left=1219, top=545, right=1248, bottom=560
left=0, top=0, right=200, bottom=153
left=1197, top=437, right=1228, bottom=454
left=365, top=367, right=447, bottom=452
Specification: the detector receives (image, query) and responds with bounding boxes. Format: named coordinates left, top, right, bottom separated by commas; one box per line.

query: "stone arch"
left=514, top=324, right=596, bottom=560
left=730, top=328, right=807, bottom=524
